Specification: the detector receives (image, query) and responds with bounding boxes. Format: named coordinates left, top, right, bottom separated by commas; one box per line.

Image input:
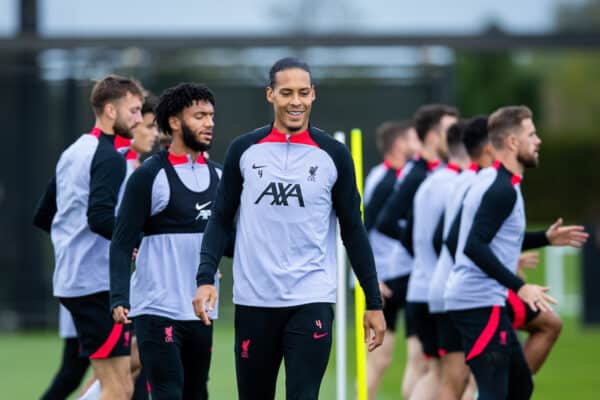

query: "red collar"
left=468, top=162, right=479, bottom=172
left=257, top=127, right=319, bottom=148
left=383, top=160, right=403, bottom=177
left=493, top=160, right=522, bottom=185
left=427, top=160, right=441, bottom=171
left=168, top=152, right=207, bottom=166
left=125, top=150, right=138, bottom=161
left=446, top=163, right=461, bottom=173
left=114, top=135, right=131, bottom=150
left=88, top=128, right=132, bottom=151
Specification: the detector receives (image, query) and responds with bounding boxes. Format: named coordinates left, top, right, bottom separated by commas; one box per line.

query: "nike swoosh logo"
left=195, top=201, right=212, bottom=211
left=252, top=164, right=267, bottom=169
left=313, top=332, right=328, bottom=340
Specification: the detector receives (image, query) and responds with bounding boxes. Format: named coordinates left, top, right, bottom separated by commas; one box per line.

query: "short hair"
left=446, top=120, right=467, bottom=157
left=141, top=94, right=159, bottom=116
left=488, top=106, right=533, bottom=149
left=155, top=83, right=215, bottom=135
left=90, top=75, right=144, bottom=116
left=413, top=104, right=459, bottom=142
left=375, top=120, right=413, bottom=155
left=463, top=116, right=490, bottom=159
left=268, top=57, right=312, bottom=88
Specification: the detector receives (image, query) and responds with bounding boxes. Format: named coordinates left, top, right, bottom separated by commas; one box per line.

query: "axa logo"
left=195, top=201, right=212, bottom=220
left=254, top=182, right=305, bottom=207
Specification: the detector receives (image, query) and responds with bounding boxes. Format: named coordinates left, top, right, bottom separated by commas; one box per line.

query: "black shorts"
left=235, top=302, right=334, bottom=400
left=449, top=306, right=520, bottom=362
left=60, top=291, right=131, bottom=359
left=433, top=312, right=463, bottom=356
left=506, top=290, right=540, bottom=330
left=381, top=275, right=409, bottom=334
left=406, top=301, right=438, bottom=358
left=134, top=315, right=213, bottom=400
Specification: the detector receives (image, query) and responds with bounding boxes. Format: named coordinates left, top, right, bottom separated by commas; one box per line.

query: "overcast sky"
left=0, top=0, right=576, bottom=37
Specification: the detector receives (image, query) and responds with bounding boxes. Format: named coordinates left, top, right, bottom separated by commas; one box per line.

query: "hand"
left=517, top=284, right=558, bottom=313
left=363, top=310, right=386, bottom=352
left=192, top=285, right=218, bottom=326
left=546, top=218, right=589, bottom=248
left=112, top=306, right=132, bottom=324
left=379, top=282, right=393, bottom=306
left=517, top=251, right=539, bottom=279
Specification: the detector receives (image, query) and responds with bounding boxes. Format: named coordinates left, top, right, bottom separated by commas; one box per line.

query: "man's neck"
left=448, top=156, right=471, bottom=170
left=495, top=150, right=523, bottom=176
left=273, top=121, right=308, bottom=136
left=383, top=155, right=405, bottom=170
left=169, top=137, right=200, bottom=162
left=420, top=146, right=440, bottom=163
left=94, top=118, right=114, bottom=135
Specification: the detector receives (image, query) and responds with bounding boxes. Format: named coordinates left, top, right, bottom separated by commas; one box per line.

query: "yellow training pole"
left=351, top=128, right=367, bottom=400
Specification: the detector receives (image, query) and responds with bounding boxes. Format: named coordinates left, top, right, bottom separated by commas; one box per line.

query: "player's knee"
left=545, top=314, right=563, bottom=340
left=376, top=351, right=393, bottom=371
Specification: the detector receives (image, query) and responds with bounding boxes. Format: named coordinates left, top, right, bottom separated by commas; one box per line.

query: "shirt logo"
left=313, top=332, right=328, bottom=340
left=165, top=326, right=174, bottom=343
left=308, top=165, right=318, bottom=181
left=195, top=201, right=212, bottom=220
left=241, top=339, right=251, bottom=359
left=252, top=163, right=266, bottom=178
left=254, top=182, right=305, bottom=207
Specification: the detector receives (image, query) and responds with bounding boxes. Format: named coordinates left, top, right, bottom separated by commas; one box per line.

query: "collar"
left=414, top=153, right=441, bottom=171
left=125, top=150, right=138, bottom=161
left=446, top=162, right=461, bottom=174
left=468, top=162, right=479, bottom=172
left=114, top=135, right=131, bottom=150
left=257, top=127, right=319, bottom=148
left=427, top=160, right=441, bottom=171
left=89, top=128, right=131, bottom=151
left=493, top=160, right=522, bottom=185
left=168, top=152, right=207, bottom=166
left=383, top=160, right=403, bottom=177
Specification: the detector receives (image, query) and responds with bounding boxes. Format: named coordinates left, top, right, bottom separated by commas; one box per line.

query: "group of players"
left=364, top=105, right=588, bottom=400
left=33, top=55, right=587, bottom=400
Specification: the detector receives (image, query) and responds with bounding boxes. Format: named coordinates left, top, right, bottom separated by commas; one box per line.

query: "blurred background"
left=1, top=0, right=599, bottom=398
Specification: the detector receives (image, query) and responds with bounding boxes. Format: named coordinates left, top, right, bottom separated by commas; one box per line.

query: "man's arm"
left=445, top=206, right=462, bottom=261
left=33, top=176, right=57, bottom=233
left=374, top=165, right=426, bottom=244
left=196, top=141, right=243, bottom=286
left=432, top=213, right=444, bottom=256
left=109, top=166, right=154, bottom=311
left=464, top=184, right=525, bottom=292
left=332, top=146, right=382, bottom=310
left=87, top=152, right=126, bottom=240
left=364, top=169, right=396, bottom=231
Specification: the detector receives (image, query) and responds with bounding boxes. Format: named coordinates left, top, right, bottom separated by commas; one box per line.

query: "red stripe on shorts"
left=466, top=306, right=500, bottom=361
left=507, top=289, right=526, bottom=329
left=90, top=323, right=124, bottom=359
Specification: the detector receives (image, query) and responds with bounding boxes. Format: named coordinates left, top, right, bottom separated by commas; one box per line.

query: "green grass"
left=3, top=248, right=595, bottom=398
left=1, top=316, right=599, bottom=399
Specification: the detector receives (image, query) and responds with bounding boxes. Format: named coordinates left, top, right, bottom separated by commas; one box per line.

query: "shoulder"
left=207, top=159, right=223, bottom=171
left=207, top=159, right=223, bottom=178
left=308, top=127, right=352, bottom=166
left=480, top=170, right=517, bottom=208
left=128, top=153, right=164, bottom=186
left=229, top=125, right=272, bottom=155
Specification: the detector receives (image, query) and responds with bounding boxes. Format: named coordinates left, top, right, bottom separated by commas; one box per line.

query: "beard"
left=182, top=121, right=211, bottom=152
left=517, top=151, right=539, bottom=168
left=114, top=115, right=133, bottom=139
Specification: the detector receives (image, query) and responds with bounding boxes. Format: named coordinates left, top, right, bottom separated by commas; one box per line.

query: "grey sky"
left=0, top=0, right=570, bottom=37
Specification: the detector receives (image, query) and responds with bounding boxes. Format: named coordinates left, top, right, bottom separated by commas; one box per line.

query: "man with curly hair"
left=110, top=83, right=224, bottom=399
